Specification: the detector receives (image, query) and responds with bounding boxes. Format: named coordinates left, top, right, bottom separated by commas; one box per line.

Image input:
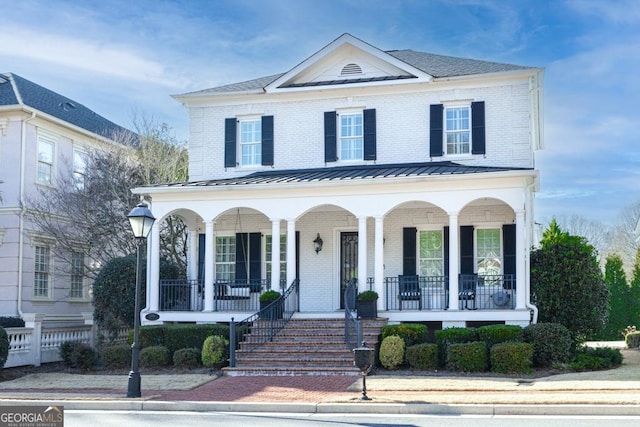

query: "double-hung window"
left=265, top=235, right=287, bottom=285
left=73, top=149, right=87, bottom=191
left=240, top=119, right=262, bottom=167
left=215, top=236, right=236, bottom=281
left=476, top=228, right=502, bottom=277
left=445, top=106, right=471, bottom=155
left=34, top=246, right=51, bottom=297
left=419, top=230, right=444, bottom=277
left=37, top=132, right=56, bottom=185
left=339, top=112, right=363, bottom=161
left=70, top=251, right=85, bottom=298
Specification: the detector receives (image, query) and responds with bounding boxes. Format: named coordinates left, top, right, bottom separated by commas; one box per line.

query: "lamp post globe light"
left=126, top=202, right=155, bottom=398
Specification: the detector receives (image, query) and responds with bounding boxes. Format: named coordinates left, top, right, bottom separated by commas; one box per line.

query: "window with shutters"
left=339, top=112, right=363, bottom=161
left=430, top=101, right=484, bottom=158
left=215, top=236, right=236, bottom=281
left=476, top=228, right=502, bottom=277
left=445, top=106, right=471, bottom=155
left=239, top=119, right=262, bottom=166
left=419, top=230, right=444, bottom=277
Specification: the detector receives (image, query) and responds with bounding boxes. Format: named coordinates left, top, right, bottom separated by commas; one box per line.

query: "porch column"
left=357, top=216, right=368, bottom=293
left=148, top=222, right=160, bottom=312
left=515, top=210, right=526, bottom=310
left=448, top=213, right=460, bottom=311
left=286, top=219, right=296, bottom=287
left=188, top=228, right=198, bottom=281
left=203, top=220, right=215, bottom=312
left=374, top=216, right=384, bottom=311
left=271, top=219, right=281, bottom=291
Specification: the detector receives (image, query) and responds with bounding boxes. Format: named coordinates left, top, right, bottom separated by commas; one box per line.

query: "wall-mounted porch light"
left=313, top=233, right=323, bottom=254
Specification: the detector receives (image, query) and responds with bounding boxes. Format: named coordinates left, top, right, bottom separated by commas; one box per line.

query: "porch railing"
left=229, top=278, right=299, bottom=367
left=343, top=278, right=361, bottom=351
left=159, top=278, right=286, bottom=312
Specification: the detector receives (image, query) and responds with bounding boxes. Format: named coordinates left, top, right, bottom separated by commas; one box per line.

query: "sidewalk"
left=0, top=344, right=639, bottom=415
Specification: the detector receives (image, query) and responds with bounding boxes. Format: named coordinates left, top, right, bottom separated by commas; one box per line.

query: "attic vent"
left=59, top=102, right=76, bottom=111
left=341, top=63, right=363, bottom=76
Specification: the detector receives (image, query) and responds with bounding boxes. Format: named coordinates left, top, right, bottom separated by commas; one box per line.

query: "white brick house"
left=134, top=34, right=544, bottom=329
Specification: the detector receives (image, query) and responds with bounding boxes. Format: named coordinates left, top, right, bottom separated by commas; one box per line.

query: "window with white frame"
left=34, top=245, right=51, bottom=297
left=419, top=230, right=444, bottom=277
left=70, top=251, right=85, bottom=298
left=476, top=228, right=502, bottom=277
left=215, top=236, right=236, bottom=281
left=445, top=106, right=471, bottom=155
left=37, top=133, right=56, bottom=185
left=265, top=235, right=286, bottom=285
left=239, top=119, right=261, bottom=166
left=339, top=112, right=363, bottom=161
left=73, top=149, right=87, bottom=191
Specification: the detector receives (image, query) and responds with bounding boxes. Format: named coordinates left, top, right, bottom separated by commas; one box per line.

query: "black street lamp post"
left=126, top=202, right=155, bottom=398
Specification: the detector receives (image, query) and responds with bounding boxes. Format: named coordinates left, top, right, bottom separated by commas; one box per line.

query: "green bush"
left=173, top=347, right=202, bottom=369
left=406, top=343, right=438, bottom=370
left=626, top=331, right=640, bottom=348
left=523, top=323, right=572, bottom=367
left=379, top=335, right=405, bottom=370
left=478, top=324, right=523, bottom=347
left=201, top=335, right=229, bottom=369
left=435, top=327, right=478, bottom=365
left=490, top=342, right=534, bottom=374
left=136, top=324, right=230, bottom=354
left=0, top=327, right=9, bottom=369
left=59, top=341, right=96, bottom=371
left=100, top=344, right=131, bottom=369
left=446, top=341, right=488, bottom=372
left=381, top=323, right=428, bottom=347
left=0, top=317, right=25, bottom=328
left=570, top=354, right=609, bottom=371
left=576, top=346, right=623, bottom=368
left=139, top=345, right=170, bottom=368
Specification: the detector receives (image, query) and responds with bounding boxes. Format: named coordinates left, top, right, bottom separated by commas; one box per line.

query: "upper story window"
left=339, top=112, right=363, bottom=161
left=34, top=245, right=52, bottom=298
left=430, top=101, right=485, bottom=158
left=224, top=116, right=274, bottom=168
left=73, top=149, right=87, bottom=191
left=37, top=131, right=56, bottom=185
left=445, top=106, right=470, bottom=155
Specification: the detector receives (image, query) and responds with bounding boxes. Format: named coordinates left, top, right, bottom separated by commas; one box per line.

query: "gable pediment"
left=265, top=33, right=432, bottom=92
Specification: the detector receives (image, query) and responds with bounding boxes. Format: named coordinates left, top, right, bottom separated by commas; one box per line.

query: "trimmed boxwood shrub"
left=523, top=322, right=572, bottom=367
left=139, top=345, right=170, bottom=368
left=173, top=347, right=202, bottom=369
left=201, top=335, right=228, bottom=369
left=381, top=323, right=428, bottom=347
left=136, top=324, right=230, bottom=354
left=478, top=324, right=523, bottom=347
left=626, top=331, right=640, bottom=348
left=435, top=327, right=478, bottom=366
left=570, top=354, right=609, bottom=371
left=100, top=343, right=131, bottom=369
left=0, top=327, right=9, bottom=369
left=446, top=341, right=488, bottom=372
left=573, top=346, right=623, bottom=369
left=490, top=342, right=534, bottom=374
left=59, top=341, right=96, bottom=371
left=379, top=335, right=405, bottom=370
left=406, top=343, right=438, bottom=370
left=0, top=317, right=25, bottom=328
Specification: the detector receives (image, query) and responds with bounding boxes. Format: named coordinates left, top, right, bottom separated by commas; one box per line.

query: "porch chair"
left=458, top=274, right=478, bottom=310
left=398, top=275, right=422, bottom=311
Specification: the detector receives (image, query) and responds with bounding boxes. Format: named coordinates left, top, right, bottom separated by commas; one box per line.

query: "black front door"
left=340, top=232, right=358, bottom=309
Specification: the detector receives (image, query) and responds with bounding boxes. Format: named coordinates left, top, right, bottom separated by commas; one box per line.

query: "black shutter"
left=224, top=118, right=237, bottom=168
left=363, top=108, right=376, bottom=160
left=403, top=227, right=417, bottom=276
left=443, top=226, right=450, bottom=278
left=430, top=104, right=444, bottom=157
left=471, top=101, right=485, bottom=155
left=197, top=233, right=205, bottom=284
left=249, top=232, right=261, bottom=280
left=261, top=115, right=274, bottom=166
left=324, top=111, right=337, bottom=163
left=503, top=224, right=516, bottom=288
left=460, top=226, right=475, bottom=275
left=235, top=233, right=248, bottom=281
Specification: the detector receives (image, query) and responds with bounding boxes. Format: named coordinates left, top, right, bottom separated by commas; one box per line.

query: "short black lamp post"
left=353, top=341, right=375, bottom=401
left=126, top=202, right=155, bottom=398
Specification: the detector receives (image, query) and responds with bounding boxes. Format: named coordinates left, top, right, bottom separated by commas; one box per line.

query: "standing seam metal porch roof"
left=147, top=162, right=533, bottom=189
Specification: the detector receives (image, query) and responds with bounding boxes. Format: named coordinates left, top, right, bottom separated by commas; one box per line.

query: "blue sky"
left=2, top=0, right=639, bottom=225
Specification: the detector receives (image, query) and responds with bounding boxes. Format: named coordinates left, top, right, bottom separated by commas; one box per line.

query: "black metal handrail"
left=229, top=278, right=299, bottom=367
left=344, top=278, right=361, bottom=351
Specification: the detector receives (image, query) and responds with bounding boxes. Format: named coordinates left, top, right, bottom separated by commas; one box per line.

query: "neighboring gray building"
left=0, top=73, right=129, bottom=328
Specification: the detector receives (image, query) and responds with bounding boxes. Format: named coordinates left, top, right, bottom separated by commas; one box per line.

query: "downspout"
left=525, top=179, right=538, bottom=323
left=17, top=110, right=37, bottom=316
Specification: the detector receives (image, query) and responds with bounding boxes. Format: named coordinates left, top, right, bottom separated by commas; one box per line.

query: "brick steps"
left=224, top=317, right=387, bottom=376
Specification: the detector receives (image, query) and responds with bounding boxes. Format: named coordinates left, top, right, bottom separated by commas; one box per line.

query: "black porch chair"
left=398, top=275, right=421, bottom=310
left=458, top=274, right=478, bottom=310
